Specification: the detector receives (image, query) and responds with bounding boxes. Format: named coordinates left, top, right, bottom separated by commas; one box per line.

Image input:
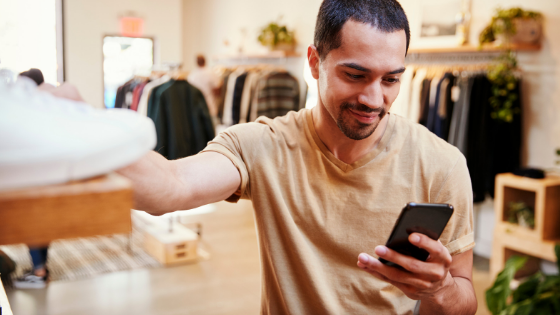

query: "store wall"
left=183, top=0, right=560, bottom=258
left=64, top=0, right=183, bottom=108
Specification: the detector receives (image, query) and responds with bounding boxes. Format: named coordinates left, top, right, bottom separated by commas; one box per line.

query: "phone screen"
left=380, top=203, right=453, bottom=267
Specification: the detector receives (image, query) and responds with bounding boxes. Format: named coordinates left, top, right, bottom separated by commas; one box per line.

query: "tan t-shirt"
left=202, top=109, right=475, bottom=315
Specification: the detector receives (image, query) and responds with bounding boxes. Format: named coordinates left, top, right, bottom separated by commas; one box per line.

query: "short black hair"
left=314, top=0, right=410, bottom=60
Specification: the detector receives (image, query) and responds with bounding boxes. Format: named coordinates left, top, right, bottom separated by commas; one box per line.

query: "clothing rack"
left=213, top=54, right=308, bottom=110
left=406, top=51, right=505, bottom=65
left=392, top=60, right=522, bottom=203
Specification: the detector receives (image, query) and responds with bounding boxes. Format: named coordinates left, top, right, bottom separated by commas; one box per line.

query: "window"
left=102, top=36, right=153, bottom=108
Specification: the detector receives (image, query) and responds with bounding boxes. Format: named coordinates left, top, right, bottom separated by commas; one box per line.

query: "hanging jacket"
left=148, top=80, right=215, bottom=160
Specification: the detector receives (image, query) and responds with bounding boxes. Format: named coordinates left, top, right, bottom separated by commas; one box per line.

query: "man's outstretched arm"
left=117, top=151, right=241, bottom=215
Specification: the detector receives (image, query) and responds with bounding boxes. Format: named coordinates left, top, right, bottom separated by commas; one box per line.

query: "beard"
left=336, top=102, right=386, bottom=140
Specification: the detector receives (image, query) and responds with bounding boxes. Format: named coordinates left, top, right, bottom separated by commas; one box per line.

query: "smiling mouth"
left=348, top=109, right=379, bottom=123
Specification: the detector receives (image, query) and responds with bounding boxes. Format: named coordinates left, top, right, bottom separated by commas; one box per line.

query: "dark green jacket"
left=148, top=80, right=215, bottom=159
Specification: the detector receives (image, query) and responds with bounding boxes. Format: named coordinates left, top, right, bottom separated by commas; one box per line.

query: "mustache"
left=341, top=102, right=384, bottom=114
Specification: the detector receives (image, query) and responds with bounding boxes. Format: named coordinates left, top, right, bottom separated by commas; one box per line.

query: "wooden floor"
left=6, top=200, right=494, bottom=315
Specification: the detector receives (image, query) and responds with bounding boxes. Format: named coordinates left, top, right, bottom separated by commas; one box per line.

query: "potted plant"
left=507, top=202, right=535, bottom=229
left=257, top=20, right=296, bottom=52
left=486, top=245, right=560, bottom=314
left=479, top=7, right=543, bottom=47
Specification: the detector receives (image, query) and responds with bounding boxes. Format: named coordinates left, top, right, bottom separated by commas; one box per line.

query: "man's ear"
left=307, top=45, right=320, bottom=80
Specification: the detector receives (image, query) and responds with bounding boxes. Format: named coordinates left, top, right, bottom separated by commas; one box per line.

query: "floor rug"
left=0, top=230, right=161, bottom=282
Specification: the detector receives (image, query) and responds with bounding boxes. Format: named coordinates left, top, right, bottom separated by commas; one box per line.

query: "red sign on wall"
left=120, top=17, right=144, bottom=37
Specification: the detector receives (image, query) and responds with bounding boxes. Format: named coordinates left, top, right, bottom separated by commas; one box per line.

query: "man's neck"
left=311, top=104, right=389, bottom=165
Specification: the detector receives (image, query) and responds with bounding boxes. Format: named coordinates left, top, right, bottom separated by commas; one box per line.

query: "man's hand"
left=356, top=233, right=454, bottom=301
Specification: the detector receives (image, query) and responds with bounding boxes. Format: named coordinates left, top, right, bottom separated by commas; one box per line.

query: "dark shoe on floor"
left=13, top=270, right=48, bottom=289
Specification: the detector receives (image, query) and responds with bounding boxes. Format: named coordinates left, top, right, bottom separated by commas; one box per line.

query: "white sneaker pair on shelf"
left=0, top=73, right=156, bottom=191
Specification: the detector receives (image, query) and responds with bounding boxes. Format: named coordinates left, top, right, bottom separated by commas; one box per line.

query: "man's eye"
left=346, top=73, right=364, bottom=80
left=384, top=77, right=400, bottom=84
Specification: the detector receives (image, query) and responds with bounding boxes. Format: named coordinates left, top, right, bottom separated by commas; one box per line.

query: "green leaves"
left=486, top=256, right=527, bottom=314
left=487, top=50, right=519, bottom=123
left=257, top=22, right=295, bottom=48
left=486, top=245, right=560, bottom=315
left=479, top=7, right=543, bottom=45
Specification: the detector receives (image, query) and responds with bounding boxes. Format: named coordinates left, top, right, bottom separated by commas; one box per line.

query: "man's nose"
left=357, top=80, right=384, bottom=109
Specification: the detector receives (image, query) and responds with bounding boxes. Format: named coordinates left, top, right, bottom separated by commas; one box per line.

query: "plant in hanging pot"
left=257, top=19, right=296, bottom=53
left=487, top=50, right=520, bottom=123
left=479, top=7, right=543, bottom=47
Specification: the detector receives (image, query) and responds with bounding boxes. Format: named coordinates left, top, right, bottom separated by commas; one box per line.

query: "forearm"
left=419, top=274, right=477, bottom=315
left=117, top=151, right=188, bottom=215
left=117, top=151, right=241, bottom=215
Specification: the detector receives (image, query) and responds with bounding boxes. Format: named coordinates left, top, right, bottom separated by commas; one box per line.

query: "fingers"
left=373, top=246, right=447, bottom=282
left=408, top=233, right=452, bottom=267
left=357, top=253, right=432, bottom=289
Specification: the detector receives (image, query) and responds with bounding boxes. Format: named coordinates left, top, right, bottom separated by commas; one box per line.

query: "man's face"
left=311, top=20, right=407, bottom=140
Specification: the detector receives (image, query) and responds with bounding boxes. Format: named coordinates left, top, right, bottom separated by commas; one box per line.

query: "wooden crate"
left=494, top=173, right=560, bottom=242
left=490, top=173, right=560, bottom=278
left=143, top=221, right=199, bottom=266
left=490, top=227, right=557, bottom=279
left=0, top=173, right=133, bottom=247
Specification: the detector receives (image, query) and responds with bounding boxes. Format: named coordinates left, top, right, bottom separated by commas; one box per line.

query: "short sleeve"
left=434, top=156, right=475, bottom=256
left=200, top=123, right=264, bottom=202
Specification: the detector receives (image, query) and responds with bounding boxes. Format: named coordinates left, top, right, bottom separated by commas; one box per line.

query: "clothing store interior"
left=1, top=0, right=560, bottom=314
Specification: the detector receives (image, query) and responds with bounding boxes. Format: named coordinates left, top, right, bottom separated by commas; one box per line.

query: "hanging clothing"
left=440, top=74, right=456, bottom=141
left=254, top=71, right=300, bottom=119
left=231, top=72, right=248, bottom=125
left=131, top=81, right=148, bottom=112
left=146, top=79, right=215, bottom=160
left=216, top=69, right=232, bottom=123
left=239, top=71, right=259, bottom=124
left=418, top=78, right=432, bottom=126
left=222, top=70, right=244, bottom=126
left=187, top=67, right=222, bottom=117
left=426, top=74, right=443, bottom=133
left=389, top=66, right=414, bottom=119
left=409, top=67, right=427, bottom=123
left=137, top=75, right=171, bottom=117
left=448, top=75, right=473, bottom=154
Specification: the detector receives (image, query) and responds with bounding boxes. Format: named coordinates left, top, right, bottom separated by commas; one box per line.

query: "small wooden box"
left=494, top=173, right=560, bottom=242
left=490, top=173, right=560, bottom=278
left=143, top=222, right=198, bottom=266
left=0, top=173, right=133, bottom=247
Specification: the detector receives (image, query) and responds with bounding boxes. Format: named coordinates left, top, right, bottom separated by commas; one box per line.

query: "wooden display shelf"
left=490, top=173, right=560, bottom=279
left=0, top=173, right=133, bottom=247
left=495, top=173, right=560, bottom=241
left=491, top=228, right=557, bottom=279
left=408, top=43, right=541, bottom=54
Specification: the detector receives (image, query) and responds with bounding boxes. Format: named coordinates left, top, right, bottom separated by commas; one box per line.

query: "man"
left=120, top=0, right=477, bottom=314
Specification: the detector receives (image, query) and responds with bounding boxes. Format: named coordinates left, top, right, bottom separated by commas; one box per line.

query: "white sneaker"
left=0, top=75, right=156, bottom=191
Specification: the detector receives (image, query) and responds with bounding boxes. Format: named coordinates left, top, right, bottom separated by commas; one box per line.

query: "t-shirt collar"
left=305, top=108, right=396, bottom=172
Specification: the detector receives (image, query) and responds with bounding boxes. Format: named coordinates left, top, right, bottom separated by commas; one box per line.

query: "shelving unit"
left=490, top=173, right=560, bottom=279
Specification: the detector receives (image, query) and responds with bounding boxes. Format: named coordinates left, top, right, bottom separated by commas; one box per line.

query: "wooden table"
left=0, top=173, right=133, bottom=247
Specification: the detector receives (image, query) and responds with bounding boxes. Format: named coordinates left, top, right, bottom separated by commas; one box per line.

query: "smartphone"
left=379, top=203, right=454, bottom=268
